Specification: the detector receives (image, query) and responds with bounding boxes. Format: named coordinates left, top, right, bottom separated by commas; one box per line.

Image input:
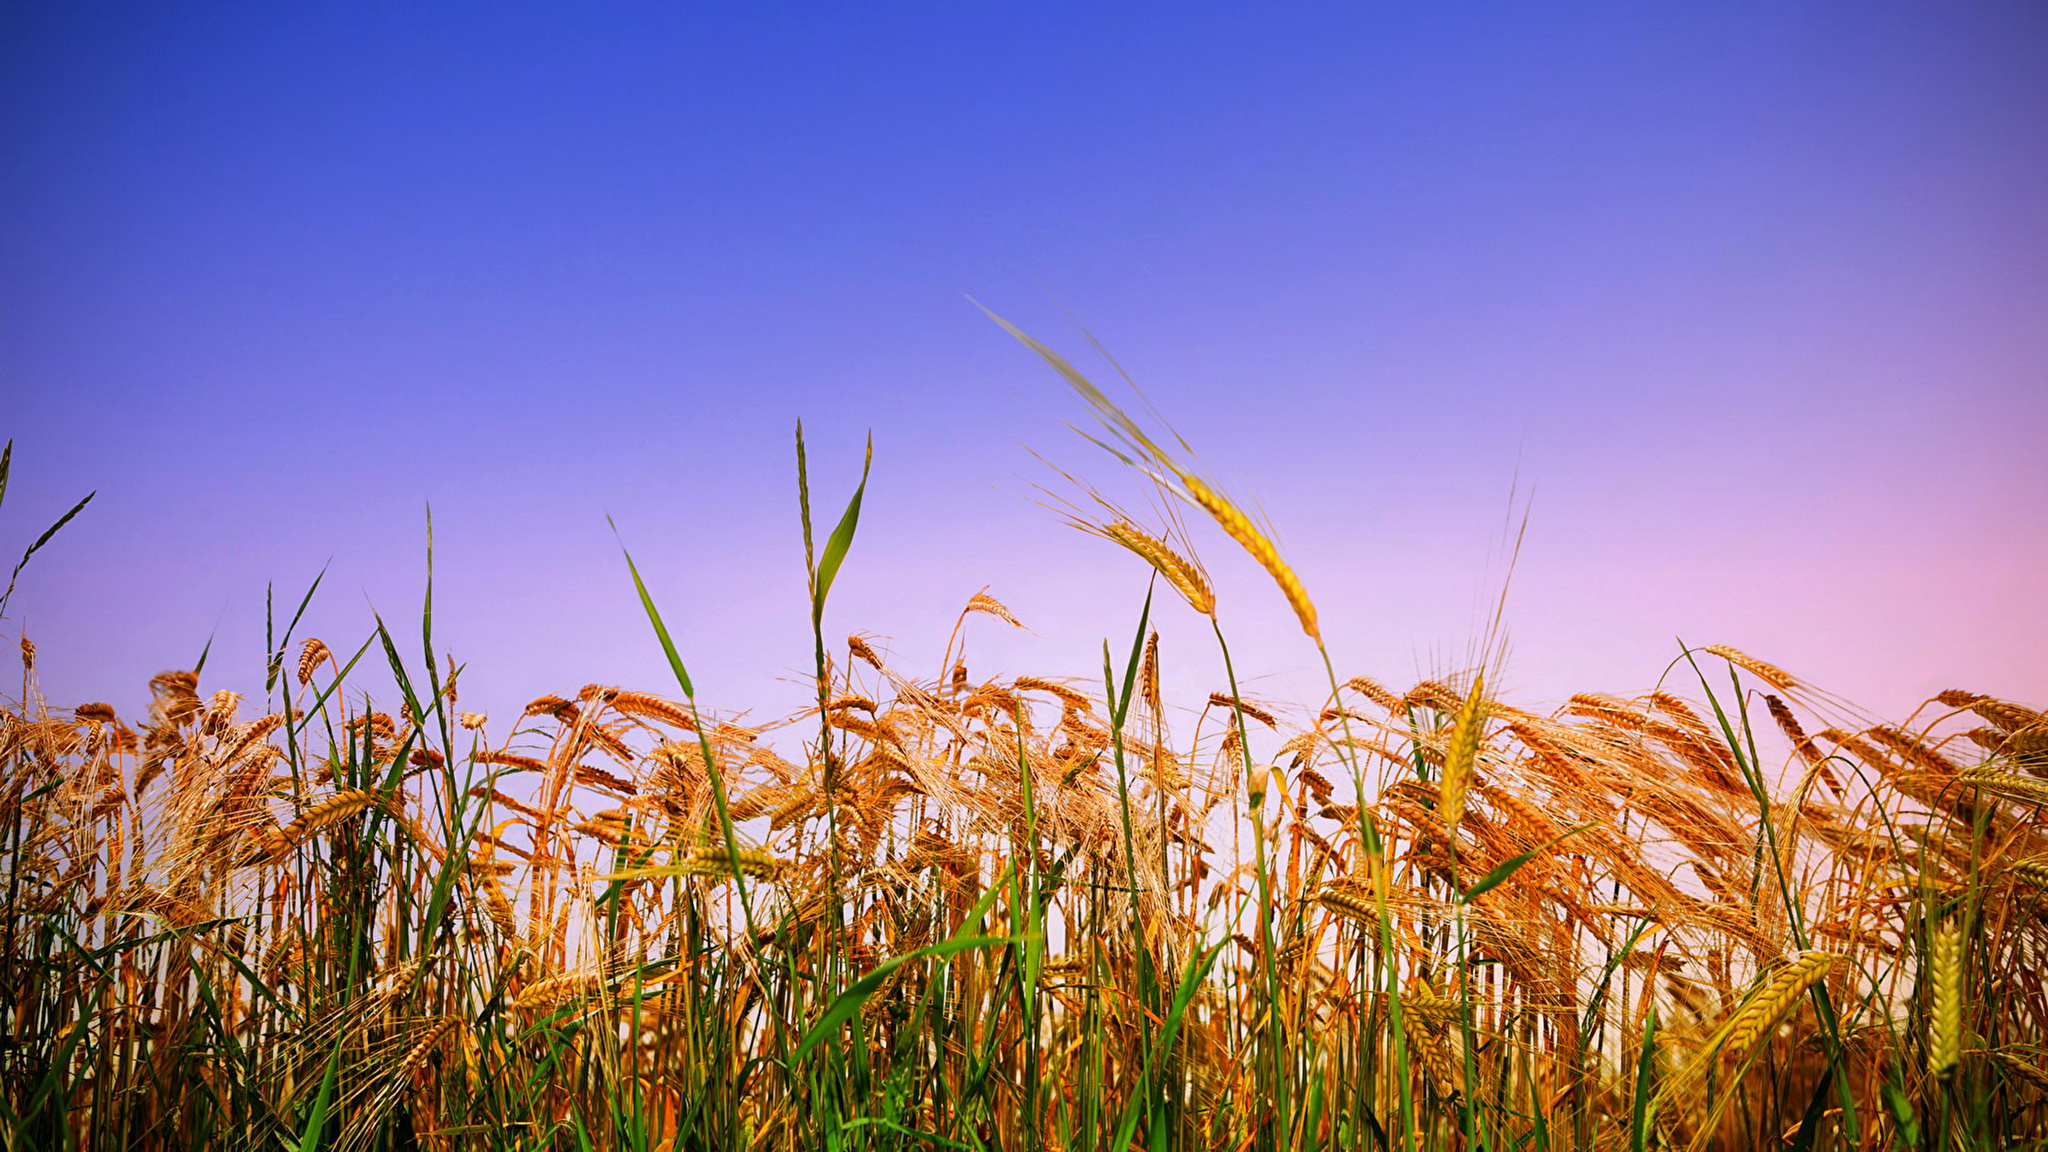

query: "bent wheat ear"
left=1959, top=768, right=2048, bottom=807
left=515, top=971, right=606, bottom=1011
left=990, top=309, right=1319, bottom=639
left=965, top=591, right=1025, bottom=628
left=284, top=788, right=385, bottom=842
left=1723, top=950, right=1838, bottom=1063
left=1177, top=472, right=1318, bottom=641
left=2008, top=856, right=2048, bottom=891
left=296, top=638, right=331, bottom=686
left=1315, top=881, right=1377, bottom=926
left=1402, top=1011, right=1463, bottom=1100
left=1209, top=693, right=1277, bottom=728
left=1102, top=520, right=1215, bottom=617
left=1699, top=644, right=1797, bottom=691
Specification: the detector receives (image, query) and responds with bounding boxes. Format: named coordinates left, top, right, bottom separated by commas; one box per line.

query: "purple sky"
left=4, top=3, right=2044, bottom=733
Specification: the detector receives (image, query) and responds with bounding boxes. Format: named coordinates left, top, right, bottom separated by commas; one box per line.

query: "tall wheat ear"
left=988, top=306, right=1318, bottom=639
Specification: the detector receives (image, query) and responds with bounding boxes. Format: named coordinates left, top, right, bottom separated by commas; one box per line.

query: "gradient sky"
left=4, top=2, right=2044, bottom=734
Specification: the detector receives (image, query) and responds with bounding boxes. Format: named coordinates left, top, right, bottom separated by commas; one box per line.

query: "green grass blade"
left=1630, top=1006, right=1658, bottom=1152
left=1882, top=1079, right=1920, bottom=1149
left=192, top=627, right=216, bottom=678
left=609, top=516, right=695, bottom=699
left=295, top=1032, right=346, bottom=1152
left=421, top=501, right=442, bottom=704
left=810, top=432, right=873, bottom=622
left=1110, top=938, right=1225, bottom=1151
left=1460, top=823, right=1593, bottom=903
left=1580, top=915, right=1660, bottom=1043
left=0, top=488, right=94, bottom=616
left=794, top=935, right=1009, bottom=1064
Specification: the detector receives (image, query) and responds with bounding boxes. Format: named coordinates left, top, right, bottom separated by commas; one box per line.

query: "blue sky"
left=4, top=2, right=2044, bottom=728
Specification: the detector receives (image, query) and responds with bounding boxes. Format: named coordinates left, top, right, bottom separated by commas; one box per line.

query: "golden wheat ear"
left=1172, top=472, right=1318, bottom=640
left=994, top=308, right=1321, bottom=639
left=1101, top=520, right=1216, bottom=617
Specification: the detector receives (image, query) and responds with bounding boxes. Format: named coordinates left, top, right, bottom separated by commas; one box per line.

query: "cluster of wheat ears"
left=2, top=334, right=2045, bottom=1151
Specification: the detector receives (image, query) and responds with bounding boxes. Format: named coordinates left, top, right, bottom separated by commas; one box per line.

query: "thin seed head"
left=1140, top=631, right=1162, bottom=717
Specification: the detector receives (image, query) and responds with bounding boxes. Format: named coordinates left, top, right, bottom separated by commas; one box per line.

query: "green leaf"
left=1789, top=1057, right=1835, bottom=1152
left=1581, top=915, right=1662, bottom=1042
left=268, top=563, right=329, bottom=693
left=1111, top=938, right=1226, bottom=1150
left=609, top=517, right=695, bottom=700
left=795, top=864, right=1016, bottom=1066
left=0, top=487, right=93, bottom=616
left=296, top=1031, right=346, bottom=1152
left=792, top=934, right=1007, bottom=1064
left=1108, top=586, right=1154, bottom=730
left=1882, top=1080, right=1920, bottom=1149
left=1630, top=1006, right=1658, bottom=1152
left=1461, top=822, right=1594, bottom=903
left=422, top=501, right=441, bottom=704
left=193, top=628, right=215, bottom=679
left=810, top=433, right=873, bottom=622
left=371, top=614, right=427, bottom=729
left=838, top=1118, right=979, bottom=1150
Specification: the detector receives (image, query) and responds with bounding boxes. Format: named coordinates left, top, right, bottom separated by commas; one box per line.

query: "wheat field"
left=2, top=362, right=2044, bottom=1150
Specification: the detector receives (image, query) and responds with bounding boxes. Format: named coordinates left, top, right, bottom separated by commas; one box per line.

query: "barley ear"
left=1722, top=950, right=1838, bottom=1065
left=1440, top=674, right=1486, bottom=830
left=1176, top=473, right=1318, bottom=640
left=1930, top=918, right=1963, bottom=1078
left=1103, top=520, right=1216, bottom=617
